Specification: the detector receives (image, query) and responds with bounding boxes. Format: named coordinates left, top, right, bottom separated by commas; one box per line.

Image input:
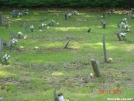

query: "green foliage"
left=0, top=0, right=132, bottom=8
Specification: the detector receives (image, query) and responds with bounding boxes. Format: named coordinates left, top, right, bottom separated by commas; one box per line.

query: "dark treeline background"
left=0, top=0, right=133, bottom=9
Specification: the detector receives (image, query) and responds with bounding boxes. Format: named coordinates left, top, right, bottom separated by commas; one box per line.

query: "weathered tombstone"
left=0, top=14, right=2, bottom=26
left=119, top=22, right=125, bottom=32
left=63, top=39, right=70, bottom=49
left=66, top=33, right=71, bottom=39
left=102, top=22, right=106, bottom=29
left=91, top=58, right=101, bottom=77
left=23, top=9, right=28, bottom=15
left=116, top=32, right=122, bottom=41
left=102, top=35, right=107, bottom=63
left=64, top=12, right=68, bottom=20
left=5, top=16, right=9, bottom=28
left=53, top=89, right=59, bottom=101
left=3, top=42, right=7, bottom=49
left=10, top=31, right=16, bottom=39
left=12, top=10, right=18, bottom=17
left=8, top=41, right=12, bottom=52
left=0, top=38, right=2, bottom=63
left=24, top=22, right=28, bottom=32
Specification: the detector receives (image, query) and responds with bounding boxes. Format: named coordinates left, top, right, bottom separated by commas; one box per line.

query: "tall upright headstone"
left=0, top=14, right=2, bottom=26
left=0, top=38, right=2, bottom=63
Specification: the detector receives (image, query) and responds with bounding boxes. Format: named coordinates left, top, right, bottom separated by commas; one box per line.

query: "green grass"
left=0, top=9, right=134, bottom=101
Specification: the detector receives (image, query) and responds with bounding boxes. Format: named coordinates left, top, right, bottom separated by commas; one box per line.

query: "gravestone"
left=10, top=31, right=16, bottom=39
left=8, top=41, right=12, bottom=52
left=12, top=10, right=18, bottom=17
left=101, top=20, right=106, bottom=29
left=5, top=16, right=9, bottom=28
left=102, top=35, right=107, bottom=63
left=0, top=38, right=2, bottom=63
left=91, top=58, right=101, bottom=77
left=64, top=12, right=68, bottom=20
left=24, top=22, right=28, bottom=32
left=3, top=42, right=7, bottom=49
left=119, top=22, right=125, bottom=32
left=23, top=9, right=28, bottom=15
left=63, top=39, right=70, bottom=49
left=0, top=14, right=2, bottom=26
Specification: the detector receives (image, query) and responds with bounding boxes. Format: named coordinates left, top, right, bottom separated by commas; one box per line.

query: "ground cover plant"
left=0, top=8, right=134, bottom=101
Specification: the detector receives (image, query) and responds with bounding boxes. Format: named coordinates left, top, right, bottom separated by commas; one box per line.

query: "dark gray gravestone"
left=12, top=10, right=18, bottom=17
left=24, top=22, right=28, bottom=32
left=3, top=42, right=7, bottom=49
left=0, top=14, right=2, bottom=26
left=102, top=35, right=107, bottom=63
left=63, top=39, right=70, bottom=49
left=0, top=38, right=2, bottom=63
left=91, top=58, right=101, bottom=77
left=64, top=12, right=68, bottom=20
left=10, top=31, right=16, bottom=39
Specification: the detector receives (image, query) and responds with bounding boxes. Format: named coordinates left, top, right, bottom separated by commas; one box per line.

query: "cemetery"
left=0, top=7, right=134, bottom=101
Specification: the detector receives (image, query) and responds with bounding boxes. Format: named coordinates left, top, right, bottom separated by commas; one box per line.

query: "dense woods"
left=0, top=0, right=133, bottom=9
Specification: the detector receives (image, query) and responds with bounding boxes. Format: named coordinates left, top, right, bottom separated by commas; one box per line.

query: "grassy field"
left=0, top=8, right=134, bottom=101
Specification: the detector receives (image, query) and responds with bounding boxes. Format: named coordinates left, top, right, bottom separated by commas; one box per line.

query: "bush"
left=0, top=0, right=133, bottom=9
